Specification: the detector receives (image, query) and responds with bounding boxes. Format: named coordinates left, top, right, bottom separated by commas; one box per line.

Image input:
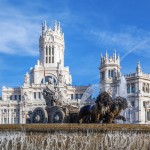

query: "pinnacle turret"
left=136, top=61, right=142, bottom=75
left=100, top=51, right=120, bottom=66
left=42, top=20, right=47, bottom=35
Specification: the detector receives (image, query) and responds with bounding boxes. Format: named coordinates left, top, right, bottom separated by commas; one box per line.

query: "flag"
left=44, top=67, right=46, bottom=77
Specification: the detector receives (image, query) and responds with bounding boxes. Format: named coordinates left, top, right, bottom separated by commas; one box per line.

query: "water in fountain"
left=118, top=76, right=129, bottom=123
left=80, top=84, right=100, bottom=106
left=118, top=76, right=127, bottom=98
left=0, top=129, right=149, bottom=150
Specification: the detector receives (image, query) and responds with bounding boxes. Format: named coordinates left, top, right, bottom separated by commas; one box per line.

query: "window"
left=52, top=47, right=54, bottom=63
left=14, top=95, right=17, bottom=100
left=131, top=83, right=135, bottom=93
left=101, top=71, right=105, bottom=79
left=45, top=46, right=54, bottom=64
left=75, top=94, right=78, bottom=99
left=131, top=101, right=135, bottom=107
left=147, top=110, right=150, bottom=121
left=46, top=57, right=48, bottom=63
left=46, top=46, right=48, bottom=55
left=4, top=118, right=7, bottom=124
left=42, top=76, right=57, bottom=84
left=71, top=94, right=73, bottom=100
left=108, top=70, right=111, bottom=78
left=143, top=83, right=145, bottom=92
left=49, top=47, right=51, bottom=55
left=127, top=84, right=130, bottom=93
left=14, top=118, right=18, bottom=124
left=49, top=57, right=51, bottom=63
left=80, top=94, right=83, bottom=99
left=10, top=95, right=13, bottom=100
left=19, top=95, right=21, bottom=100
left=34, top=92, right=36, bottom=99
left=52, top=57, right=54, bottom=63
left=146, top=84, right=149, bottom=93
left=111, top=70, right=114, bottom=78
left=52, top=47, right=54, bottom=55
left=11, top=118, right=13, bottom=124
left=38, top=92, right=41, bottom=99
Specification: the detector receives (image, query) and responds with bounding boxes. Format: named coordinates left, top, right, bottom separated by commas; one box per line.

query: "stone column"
left=139, top=99, right=142, bottom=123
left=135, top=82, right=138, bottom=93
left=19, top=106, right=22, bottom=124
left=9, top=108, right=11, bottom=124
left=145, top=107, right=147, bottom=123
left=0, top=109, right=1, bottom=124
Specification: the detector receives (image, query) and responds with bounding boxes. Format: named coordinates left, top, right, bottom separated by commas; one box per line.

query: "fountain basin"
left=0, top=124, right=149, bottom=150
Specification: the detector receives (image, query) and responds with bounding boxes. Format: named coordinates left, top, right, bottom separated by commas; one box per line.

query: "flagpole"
left=44, top=67, right=46, bottom=84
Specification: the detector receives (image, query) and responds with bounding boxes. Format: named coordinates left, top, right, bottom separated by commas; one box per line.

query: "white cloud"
left=0, top=0, right=72, bottom=56
left=90, top=26, right=150, bottom=59
left=0, top=20, right=41, bottom=56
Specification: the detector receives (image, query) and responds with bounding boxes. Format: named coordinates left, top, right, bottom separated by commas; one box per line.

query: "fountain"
left=119, top=76, right=127, bottom=98
left=118, top=76, right=132, bottom=123
left=0, top=79, right=149, bottom=149
left=0, top=124, right=149, bottom=149
left=80, top=84, right=99, bottom=106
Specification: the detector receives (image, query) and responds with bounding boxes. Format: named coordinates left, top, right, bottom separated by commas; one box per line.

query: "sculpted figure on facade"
left=58, top=70, right=63, bottom=84
left=24, top=72, right=30, bottom=85
left=23, top=92, right=29, bottom=102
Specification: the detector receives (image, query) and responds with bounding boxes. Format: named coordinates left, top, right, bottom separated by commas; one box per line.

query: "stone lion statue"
left=78, top=92, right=112, bottom=123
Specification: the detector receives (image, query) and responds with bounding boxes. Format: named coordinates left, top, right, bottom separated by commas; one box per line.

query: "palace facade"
left=1, top=21, right=150, bottom=124
left=0, top=21, right=88, bottom=124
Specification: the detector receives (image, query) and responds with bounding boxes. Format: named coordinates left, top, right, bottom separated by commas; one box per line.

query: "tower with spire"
left=39, top=20, right=64, bottom=67
left=100, top=51, right=121, bottom=98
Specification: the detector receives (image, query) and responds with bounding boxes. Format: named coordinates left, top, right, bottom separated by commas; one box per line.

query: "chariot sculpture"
left=30, top=79, right=128, bottom=124
left=31, top=80, right=79, bottom=123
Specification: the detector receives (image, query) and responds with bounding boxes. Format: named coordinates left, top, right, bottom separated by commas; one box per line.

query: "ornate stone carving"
left=24, top=72, right=30, bottom=85
left=144, top=101, right=150, bottom=108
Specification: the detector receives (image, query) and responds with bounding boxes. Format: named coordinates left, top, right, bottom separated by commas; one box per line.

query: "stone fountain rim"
left=0, top=124, right=149, bottom=133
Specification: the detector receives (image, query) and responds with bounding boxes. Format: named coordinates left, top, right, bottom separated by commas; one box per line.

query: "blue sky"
left=1, top=0, right=150, bottom=95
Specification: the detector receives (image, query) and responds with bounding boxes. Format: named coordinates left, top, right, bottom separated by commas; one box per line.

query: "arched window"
left=131, top=83, right=135, bottom=93
left=111, top=70, right=114, bottom=77
left=41, top=75, right=57, bottom=84
left=147, top=110, right=150, bottom=121
left=143, top=83, right=145, bottom=92
left=127, top=84, right=130, bottom=93
left=46, top=46, right=48, bottom=63
left=146, top=84, right=149, bottom=93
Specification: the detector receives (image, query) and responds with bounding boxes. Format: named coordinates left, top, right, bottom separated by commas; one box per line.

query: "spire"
left=54, top=20, right=57, bottom=31
left=100, top=53, right=103, bottom=64
left=113, top=50, right=116, bottom=60
left=118, top=53, right=120, bottom=60
left=100, top=53, right=103, bottom=59
left=57, top=22, right=60, bottom=32
left=42, top=20, right=47, bottom=34
left=137, top=61, right=141, bottom=68
left=136, top=61, right=142, bottom=75
left=105, top=50, right=108, bottom=60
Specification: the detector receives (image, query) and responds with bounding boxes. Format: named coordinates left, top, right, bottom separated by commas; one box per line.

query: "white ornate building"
left=100, top=52, right=150, bottom=124
left=0, top=21, right=88, bottom=124
left=1, top=21, right=150, bottom=124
